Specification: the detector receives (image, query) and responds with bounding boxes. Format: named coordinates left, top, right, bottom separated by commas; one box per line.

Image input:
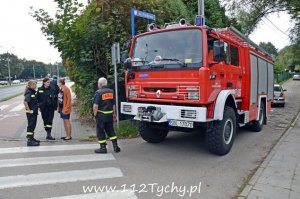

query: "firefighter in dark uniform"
left=24, top=80, right=40, bottom=146
left=93, top=77, right=121, bottom=153
left=37, top=77, right=56, bottom=140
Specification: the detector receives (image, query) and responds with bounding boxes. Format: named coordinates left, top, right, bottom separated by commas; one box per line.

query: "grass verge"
left=0, top=92, right=23, bottom=102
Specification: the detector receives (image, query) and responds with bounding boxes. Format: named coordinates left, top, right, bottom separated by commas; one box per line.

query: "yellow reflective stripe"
left=31, top=95, right=35, bottom=97
left=45, top=125, right=52, bottom=128
left=26, top=132, right=33, bottom=135
left=38, top=90, right=44, bottom=93
left=97, top=110, right=113, bottom=114
left=109, top=136, right=117, bottom=140
left=98, top=140, right=106, bottom=144
left=26, top=110, right=32, bottom=113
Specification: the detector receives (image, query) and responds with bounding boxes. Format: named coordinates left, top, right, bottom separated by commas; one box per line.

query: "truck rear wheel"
left=138, top=122, right=169, bottom=143
left=206, top=106, right=236, bottom=155
left=247, top=102, right=265, bottom=132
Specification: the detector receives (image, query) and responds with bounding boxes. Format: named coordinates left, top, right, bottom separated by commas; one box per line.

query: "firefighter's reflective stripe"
left=26, top=110, right=32, bottom=113
left=38, top=90, right=44, bottom=93
left=97, top=110, right=113, bottom=114
left=45, top=125, right=52, bottom=128
left=26, top=132, right=34, bottom=135
left=31, top=95, right=35, bottom=97
left=109, top=136, right=117, bottom=140
left=98, top=140, right=106, bottom=144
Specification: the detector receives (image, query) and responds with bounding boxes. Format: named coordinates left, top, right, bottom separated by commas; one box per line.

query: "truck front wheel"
left=139, top=122, right=169, bottom=143
left=206, top=106, right=237, bottom=155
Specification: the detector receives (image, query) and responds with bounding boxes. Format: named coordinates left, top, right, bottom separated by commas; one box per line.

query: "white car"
left=272, top=84, right=286, bottom=107
left=293, top=74, right=300, bottom=80
left=0, top=80, right=8, bottom=85
left=12, top=80, right=21, bottom=84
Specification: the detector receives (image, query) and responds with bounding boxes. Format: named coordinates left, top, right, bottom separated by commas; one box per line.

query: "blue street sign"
left=131, top=8, right=156, bottom=37
left=133, top=9, right=156, bottom=21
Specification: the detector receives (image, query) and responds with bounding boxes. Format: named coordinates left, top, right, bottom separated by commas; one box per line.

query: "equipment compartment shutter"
left=258, top=58, right=268, bottom=95
left=267, top=63, right=274, bottom=100
left=250, top=54, right=258, bottom=104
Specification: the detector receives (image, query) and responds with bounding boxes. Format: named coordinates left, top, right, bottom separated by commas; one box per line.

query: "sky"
left=0, top=1, right=293, bottom=64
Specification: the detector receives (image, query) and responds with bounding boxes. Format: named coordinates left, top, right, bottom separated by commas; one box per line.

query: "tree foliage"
left=31, top=0, right=236, bottom=115
left=259, top=42, right=278, bottom=57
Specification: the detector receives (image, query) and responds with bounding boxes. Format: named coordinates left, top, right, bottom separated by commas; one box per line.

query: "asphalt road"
left=0, top=80, right=299, bottom=199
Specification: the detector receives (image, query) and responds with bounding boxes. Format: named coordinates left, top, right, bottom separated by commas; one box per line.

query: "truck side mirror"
left=213, top=40, right=225, bottom=62
left=123, top=58, right=132, bottom=70
left=120, top=51, right=128, bottom=63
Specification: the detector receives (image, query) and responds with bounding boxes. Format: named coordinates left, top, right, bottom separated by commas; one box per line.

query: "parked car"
left=0, top=80, right=8, bottom=85
left=272, top=84, right=286, bottom=107
left=293, top=74, right=300, bottom=80
left=12, top=80, right=21, bottom=84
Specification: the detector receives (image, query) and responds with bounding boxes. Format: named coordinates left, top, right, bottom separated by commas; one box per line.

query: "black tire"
left=247, top=102, right=265, bottom=132
left=138, top=122, right=169, bottom=143
left=206, top=106, right=237, bottom=155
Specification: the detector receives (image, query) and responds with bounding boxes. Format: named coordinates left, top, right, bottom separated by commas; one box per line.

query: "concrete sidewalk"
left=239, top=112, right=300, bottom=199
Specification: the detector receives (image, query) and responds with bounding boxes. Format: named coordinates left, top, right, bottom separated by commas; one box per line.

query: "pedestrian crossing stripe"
left=46, top=190, right=138, bottom=199
left=0, top=167, right=123, bottom=189
left=9, top=104, right=24, bottom=112
left=0, top=105, right=10, bottom=111
left=0, top=144, right=99, bottom=154
left=0, top=154, right=115, bottom=168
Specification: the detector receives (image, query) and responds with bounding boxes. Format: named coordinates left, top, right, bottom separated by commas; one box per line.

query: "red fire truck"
left=121, top=20, right=274, bottom=155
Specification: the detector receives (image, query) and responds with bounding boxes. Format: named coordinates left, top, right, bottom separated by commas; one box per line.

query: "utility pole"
left=56, top=62, right=59, bottom=83
left=199, top=0, right=204, bottom=16
left=6, top=53, right=11, bottom=86
left=33, top=62, right=36, bottom=79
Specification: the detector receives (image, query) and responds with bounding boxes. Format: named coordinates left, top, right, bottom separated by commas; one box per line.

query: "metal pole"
left=198, top=0, right=204, bottom=16
left=7, top=53, right=11, bottom=86
left=114, top=53, right=120, bottom=129
left=33, top=63, right=36, bottom=79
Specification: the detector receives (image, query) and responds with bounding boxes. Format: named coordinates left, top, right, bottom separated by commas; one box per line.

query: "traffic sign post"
left=131, top=8, right=156, bottom=37
left=111, top=43, right=120, bottom=129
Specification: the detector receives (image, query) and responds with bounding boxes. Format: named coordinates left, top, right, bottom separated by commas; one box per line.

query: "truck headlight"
left=187, top=92, right=199, bottom=100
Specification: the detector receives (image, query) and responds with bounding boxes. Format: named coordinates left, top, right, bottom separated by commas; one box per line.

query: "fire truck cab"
left=121, top=20, right=274, bottom=155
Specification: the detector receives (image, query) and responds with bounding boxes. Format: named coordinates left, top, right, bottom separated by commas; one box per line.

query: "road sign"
left=131, top=8, right=156, bottom=37
left=133, top=9, right=156, bottom=20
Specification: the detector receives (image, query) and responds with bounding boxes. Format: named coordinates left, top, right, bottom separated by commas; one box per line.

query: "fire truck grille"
left=180, top=110, right=197, bottom=119
left=144, top=88, right=176, bottom=92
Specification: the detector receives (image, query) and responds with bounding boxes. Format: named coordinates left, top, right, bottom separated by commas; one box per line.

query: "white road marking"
left=0, top=154, right=115, bottom=168
left=0, top=105, right=10, bottom=111
left=45, top=190, right=138, bottom=199
left=9, top=104, right=24, bottom=112
left=0, top=144, right=99, bottom=154
left=0, top=167, right=123, bottom=189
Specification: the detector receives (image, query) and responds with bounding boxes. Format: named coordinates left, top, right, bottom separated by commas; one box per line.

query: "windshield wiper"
left=160, top=58, right=187, bottom=67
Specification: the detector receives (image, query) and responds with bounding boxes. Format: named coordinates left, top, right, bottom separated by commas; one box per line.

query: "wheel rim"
left=259, top=107, right=264, bottom=125
left=223, top=119, right=233, bottom=145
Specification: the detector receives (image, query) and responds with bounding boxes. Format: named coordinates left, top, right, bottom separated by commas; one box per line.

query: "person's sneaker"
left=46, top=136, right=55, bottom=140
left=27, top=139, right=40, bottom=147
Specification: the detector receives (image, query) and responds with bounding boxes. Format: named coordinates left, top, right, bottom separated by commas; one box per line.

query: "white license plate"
left=168, top=120, right=194, bottom=128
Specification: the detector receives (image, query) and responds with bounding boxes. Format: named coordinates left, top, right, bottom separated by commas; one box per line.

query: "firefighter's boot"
left=27, top=137, right=40, bottom=147
left=94, top=143, right=107, bottom=154
left=112, top=139, right=121, bottom=153
left=46, top=131, right=55, bottom=140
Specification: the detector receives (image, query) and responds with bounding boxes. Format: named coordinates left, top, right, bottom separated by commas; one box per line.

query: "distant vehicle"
left=0, top=80, right=8, bottom=85
left=12, top=80, right=21, bottom=84
left=272, top=84, right=286, bottom=107
left=293, top=74, right=300, bottom=80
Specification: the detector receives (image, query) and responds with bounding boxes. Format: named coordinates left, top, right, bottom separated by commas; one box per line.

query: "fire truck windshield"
left=132, top=29, right=202, bottom=70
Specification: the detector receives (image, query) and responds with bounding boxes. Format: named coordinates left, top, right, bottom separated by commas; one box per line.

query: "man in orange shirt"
left=58, top=78, right=72, bottom=140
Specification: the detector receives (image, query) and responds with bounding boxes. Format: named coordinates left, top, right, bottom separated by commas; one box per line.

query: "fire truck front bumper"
left=121, top=102, right=207, bottom=123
